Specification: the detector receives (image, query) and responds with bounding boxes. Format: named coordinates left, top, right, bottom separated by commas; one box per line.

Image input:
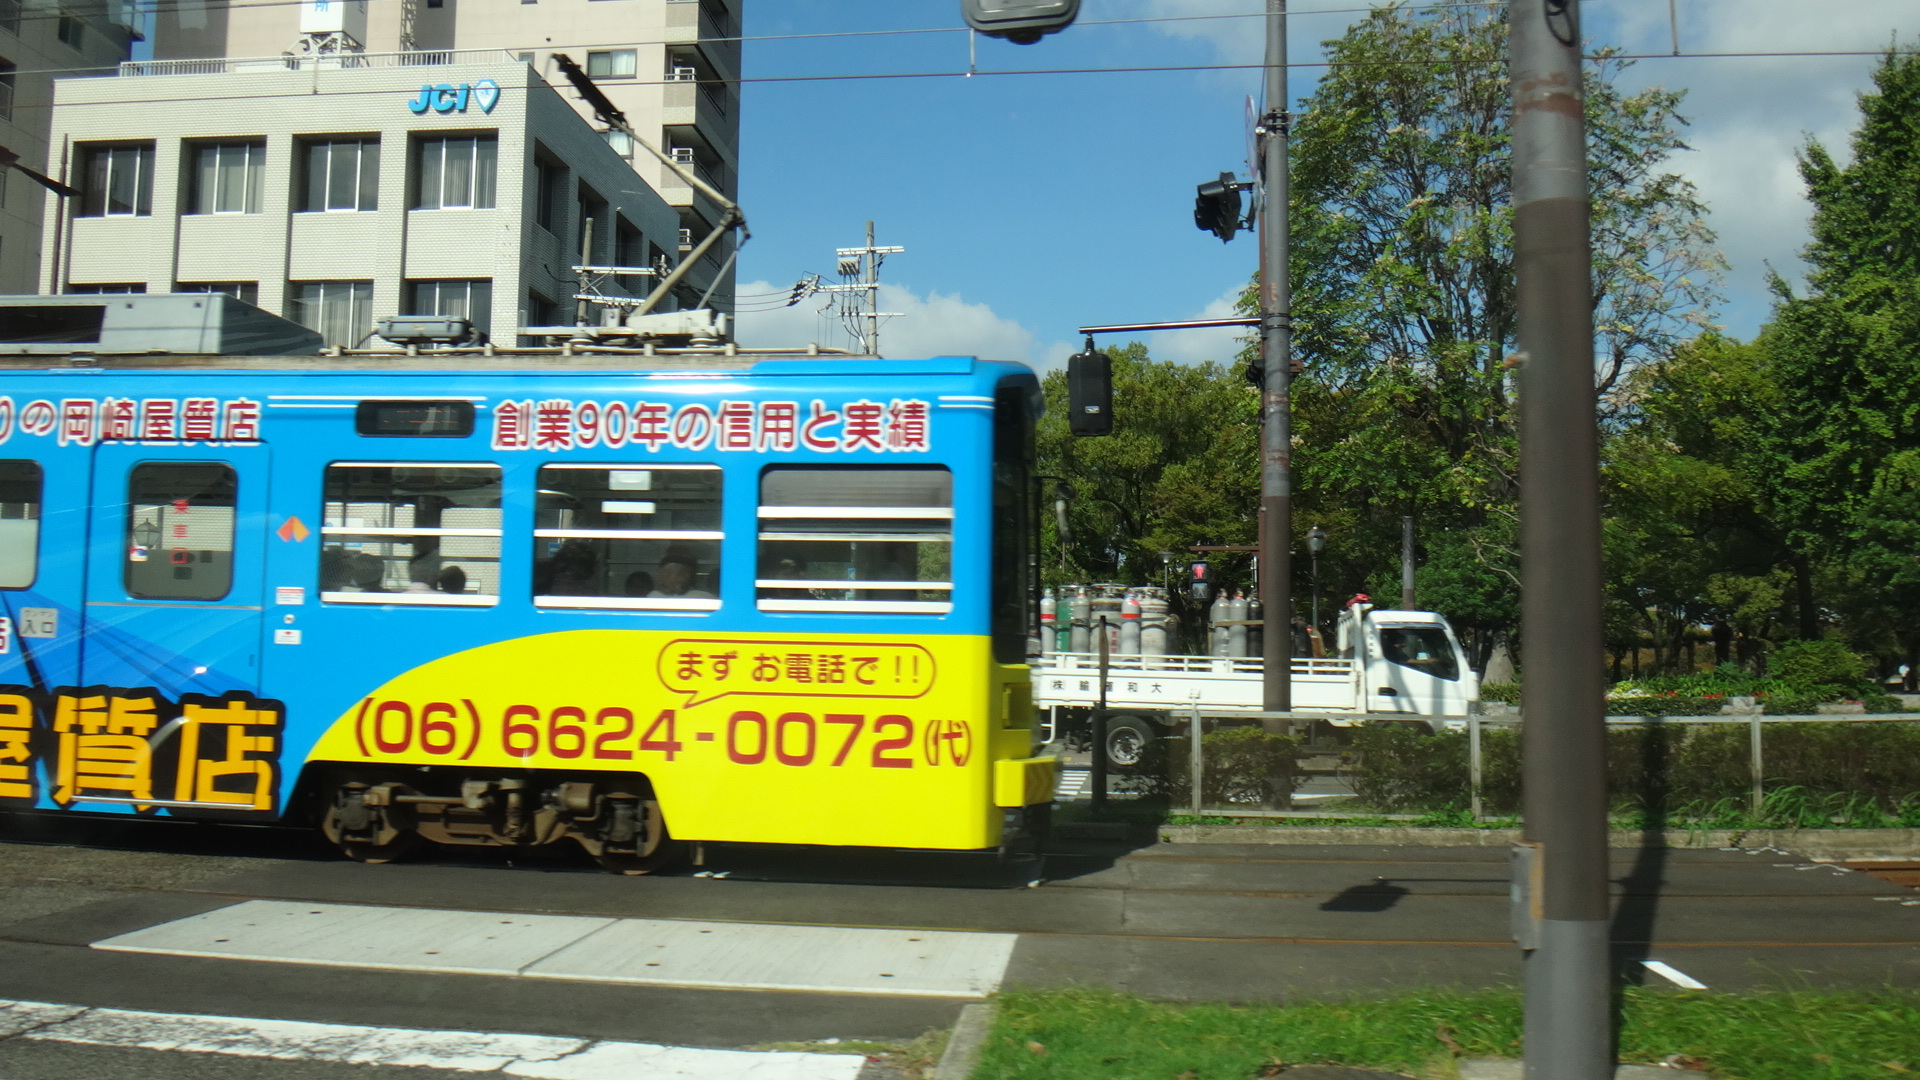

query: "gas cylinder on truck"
left=1070, top=587, right=1091, bottom=653
left=1247, top=595, right=1264, bottom=658
left=1227, top=590, right=1249, bottom=657
left=1140, top=589, right=1169, bottom=657
left=1119, top=591, right=1142, bottom=655
left=1210, top=592, right=1230, bottom=657
left=1039, top=590, right=1056, bottom=656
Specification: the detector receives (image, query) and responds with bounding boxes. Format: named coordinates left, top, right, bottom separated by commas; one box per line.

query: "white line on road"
left=95, top=900, right=1016, bottom=998
left=0, top=999, right=865, bottom=1080
left=1641, top=960, right=1708, bottom=990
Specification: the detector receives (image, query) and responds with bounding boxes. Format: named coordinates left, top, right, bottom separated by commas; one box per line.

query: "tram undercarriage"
left=316, top=769, right=682, bottom=874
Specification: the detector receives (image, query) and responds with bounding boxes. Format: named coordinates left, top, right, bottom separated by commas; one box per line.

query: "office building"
left=147, top=0, right=738, bottom=306
left=39, top=56, right=684, bottom=347
left=0, top=0, right=138, bottom=292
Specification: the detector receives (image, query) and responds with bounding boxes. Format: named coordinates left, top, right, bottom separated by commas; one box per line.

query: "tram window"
left=0, top=461, right=42, bottom=589
left=125, top=463, right=236, bottom=601
left=756, top=466, right=953, bottom=614
left=991, top=384, right=1035, bottom=663
left=354, top=400, right=475, bottom=438
left=533, top=465, right=721, bottom=610
left=321, top=463, right=501, bottom=606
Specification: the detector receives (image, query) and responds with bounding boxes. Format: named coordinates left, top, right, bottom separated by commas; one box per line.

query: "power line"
left=4, top=45, right=1905, bottom=109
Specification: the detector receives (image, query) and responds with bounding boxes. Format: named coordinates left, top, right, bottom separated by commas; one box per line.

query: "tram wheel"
left=338, top=831, right=423, bottom=865
left=587, top=798, right=685, bottom=875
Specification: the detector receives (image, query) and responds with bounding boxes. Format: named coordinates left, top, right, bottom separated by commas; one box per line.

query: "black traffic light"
left=1067, top=336, right=1112, bottom=437
left=961, top=0, right=1079, bottom=43
left=1188, top=560, right=1213, bottom=603
left=1193, top=171, right=1243, bottom=243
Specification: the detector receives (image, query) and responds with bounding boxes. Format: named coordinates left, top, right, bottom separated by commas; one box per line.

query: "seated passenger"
left=651, top=545, right=715, bottom=599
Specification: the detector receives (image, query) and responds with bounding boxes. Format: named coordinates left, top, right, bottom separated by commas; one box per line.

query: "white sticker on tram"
left=0, top=998, right=864, bottom=1079
left=95, top=900, right=1017, bottom=998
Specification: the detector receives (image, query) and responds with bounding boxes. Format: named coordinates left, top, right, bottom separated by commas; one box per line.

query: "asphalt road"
left=0, top=811, right=1916, bottom=1078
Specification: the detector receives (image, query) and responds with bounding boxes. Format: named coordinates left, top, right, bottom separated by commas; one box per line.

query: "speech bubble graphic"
left=659, top=638, right=936, bottom=707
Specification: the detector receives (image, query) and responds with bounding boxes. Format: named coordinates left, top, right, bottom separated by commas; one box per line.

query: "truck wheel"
left=1104, top=716, right=1157, bottom=770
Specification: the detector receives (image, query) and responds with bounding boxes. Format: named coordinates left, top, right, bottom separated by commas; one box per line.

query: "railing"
left=120, top=48, right=521, bottom=77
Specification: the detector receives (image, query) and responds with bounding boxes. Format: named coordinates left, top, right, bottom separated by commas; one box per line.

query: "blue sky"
left=732, top=0, right=1920, bottom=367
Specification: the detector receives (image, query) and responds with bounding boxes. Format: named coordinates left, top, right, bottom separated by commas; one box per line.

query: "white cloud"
left=732, top=280, right=1037, bottom=364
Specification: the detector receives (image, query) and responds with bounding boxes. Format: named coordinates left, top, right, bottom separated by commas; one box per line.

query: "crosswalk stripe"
left=0, top=999, right=865, bottom=1079
left=94, top=899, right=1017, bottom=998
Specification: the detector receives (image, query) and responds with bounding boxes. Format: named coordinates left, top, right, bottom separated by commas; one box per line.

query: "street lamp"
left=1306, top=525, right=1327, bottom=632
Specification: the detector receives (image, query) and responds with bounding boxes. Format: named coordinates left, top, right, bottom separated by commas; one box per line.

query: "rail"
left=1038, top=651, right=1353, bottom=676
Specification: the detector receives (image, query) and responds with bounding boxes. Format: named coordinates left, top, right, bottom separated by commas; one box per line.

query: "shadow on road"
left=1609, top=720, right=1674, bottom=1030
left=1318, top=880, right=1412, bottom=912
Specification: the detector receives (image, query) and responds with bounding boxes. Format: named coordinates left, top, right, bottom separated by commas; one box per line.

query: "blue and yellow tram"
left=0, top=351, right=1054, bottom=870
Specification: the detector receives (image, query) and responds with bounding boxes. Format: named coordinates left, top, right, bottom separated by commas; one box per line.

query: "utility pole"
left=1511, top=0, right=1610, bottom=1075
left=1401, top=515, right=1416, bottom=611
left=826, top=221, right=904, bottom=356
left=1257, top=0, right=1293, bottom=712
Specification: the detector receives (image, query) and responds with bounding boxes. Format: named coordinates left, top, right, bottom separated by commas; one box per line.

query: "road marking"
left=1641, top=960, right=1708, bottom=989
left=0, top=998, right=862, bottom=1079
left=94, top=900, right=1016, bottom=998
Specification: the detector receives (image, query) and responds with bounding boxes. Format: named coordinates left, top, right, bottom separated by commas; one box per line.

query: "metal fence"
left=1114, top=709, right=1920, bottom=823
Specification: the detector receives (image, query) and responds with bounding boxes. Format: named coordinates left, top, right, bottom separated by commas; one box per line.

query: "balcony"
left=119, top=48, right=521, bottom=76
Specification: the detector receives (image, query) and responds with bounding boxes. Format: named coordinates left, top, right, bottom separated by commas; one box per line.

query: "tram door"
left=81, top=446, right=272, bottom=699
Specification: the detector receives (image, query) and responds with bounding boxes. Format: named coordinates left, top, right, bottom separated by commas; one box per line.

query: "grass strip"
left=975, top=986, right=1920, bottom=1079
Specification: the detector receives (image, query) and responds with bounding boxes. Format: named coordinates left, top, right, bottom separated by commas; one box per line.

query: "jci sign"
left=408, top=79, right=501, bottom=115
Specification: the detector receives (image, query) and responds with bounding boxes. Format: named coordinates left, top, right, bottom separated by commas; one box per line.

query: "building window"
left=585, top=49, right=636, bottom=78
left=68, top=282, right=146, bottom=293
left=301, top=138, right=379, bottom=212
left=533, top=152, right=564, bottom=231
left=0, top=0, right=22, bottom=36
left=290, top=281, right=373, bottom=348
left=601, top=129, right=633, bottom=159
left=190, top=142, right=266, bottom=215
left=125, top=463, right=237, bottom=602
left=56, top=14, right=82, bottom=49
left=415, top=134, right=496, bottom=210
left=0, top=461, right=42, bottom=590
left=409, top=280, right=492, bottom=335
left=0, top=60, right=15, bottom=123
left=535, top=464, right=722, bottom=610
left=323, top=465, right=501, bottom=604
left=756, top=467, right=954, bottom=614
left=176, top=281, right=260, bottom=306
left=78, top=144, right=154, bottom=217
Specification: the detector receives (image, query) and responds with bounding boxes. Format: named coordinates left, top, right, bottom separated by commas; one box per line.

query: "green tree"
left=1267, top=0, right=1721, bottom=639
left=1036, top=344, right=1260, bottom=599
left=1756, top=49, right=1920, bottom=655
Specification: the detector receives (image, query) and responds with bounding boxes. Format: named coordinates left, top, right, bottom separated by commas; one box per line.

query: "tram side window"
left=0, top=461, right=42, bottom=589
left=757, top=466, right=953, bottom=614
left=534, top=465, right=721, bottom=610
left=321, top=464, right=501, bottom=606
left=125, top=463, right=236, bottom=601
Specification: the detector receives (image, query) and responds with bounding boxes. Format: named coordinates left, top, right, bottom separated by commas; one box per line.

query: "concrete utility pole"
left=828, top=221, right=904, bottom=357
left=1401, top=515, right=1416, bottom=611
left=1257, top=0, right=1293, bottom=711
left=1511, top=0, right=1611, bottom=1075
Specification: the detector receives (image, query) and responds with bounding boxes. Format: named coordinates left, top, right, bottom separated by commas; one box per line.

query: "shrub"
left=1151, top=725, right=1301, bottom=809
left=1770, top=639, right=1868, bottom=689
left=1480, top=681, right=1521, bottom=704
left=1344, top=719, right=1920, bottom=822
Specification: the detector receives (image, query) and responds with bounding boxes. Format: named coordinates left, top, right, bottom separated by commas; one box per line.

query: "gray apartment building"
left=39, top=56, right=685, bottom=346
left=0, top=0, right=139, bottom=293
left=146, top=0, right=740, bottom=308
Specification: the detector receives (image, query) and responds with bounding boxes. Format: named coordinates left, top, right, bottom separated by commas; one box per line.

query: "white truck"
left=1031, top=606, right=1480, bottom=768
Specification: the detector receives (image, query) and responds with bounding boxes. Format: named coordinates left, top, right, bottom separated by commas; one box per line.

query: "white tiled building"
left=38, top=56, right=685, bottom=347
left=146, top=0, right=740, bottom=309
left=0, top=0, right=139, bottom=293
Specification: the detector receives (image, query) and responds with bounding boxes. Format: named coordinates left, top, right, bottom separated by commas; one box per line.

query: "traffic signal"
left=1188, top=560, right=1213, bottom=603
left=961, top=0, right=1079, bottom=44
left=1193, top=172, right=1243, bottom=243
left=1067, top=336, right=1112, bottom=437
